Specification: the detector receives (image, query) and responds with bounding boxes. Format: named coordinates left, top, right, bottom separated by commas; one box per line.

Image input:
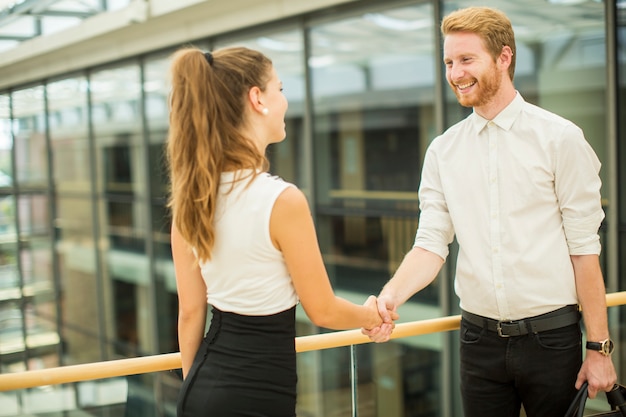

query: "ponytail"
left=166, top=46, right=272, bottom=262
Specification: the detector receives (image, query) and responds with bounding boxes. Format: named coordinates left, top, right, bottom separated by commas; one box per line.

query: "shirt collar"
left=469, top=91, right=524, bottom=133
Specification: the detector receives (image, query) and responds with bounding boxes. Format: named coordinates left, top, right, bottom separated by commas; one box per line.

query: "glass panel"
left=0, top=95, right=21, bottom=373
left=0, top=94, right=18, bottom=299
left=17, top=194, right=59, bottom=369
left=56, top=195, right=102, bottom=365
left=0, top=301, right=24, bottom=360
left=309, top=4, right=441, bottom=416
left=0, top=95, right=13, bottom=188
left=215, top=28, right=307, bottom=187
left=617, top=0, right=626, bottom=387
left=0, top=378, right=128, bottom=416
left=47, top=74, right=102, bottom=365
left=4, top=301, right=626, bottom=415
left=91, top=63, right=153, bottom=359
left=144, top=55, right=170, bottom=201
left=362, top=339, right=442, bottom=417
left=47, top=77, right=90, bottom=194
left=310, top=3, right=434, bottom=296
left=11, top=87, right=47, bottom=188
left=144, top=54, right=178, bottom=354
left=618, top=1, right=626, bottom=222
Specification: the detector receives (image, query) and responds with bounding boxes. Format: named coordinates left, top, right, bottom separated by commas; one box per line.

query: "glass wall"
left=617, top=0, right=626, bottom=383
left=90, top=63, right=153, bottom=360
left=0, top=0, right=620, bottom=416
left=308, top=3, right=441, bottom=415
left=11, top=86, right=59, bottom=371
left=215, top=28, right=308, bottom=189
left=48, top=76, right=104, bottom=366
left=144, top=53, right=179, bottom=357
left=0, top=93, right=21, bottom=374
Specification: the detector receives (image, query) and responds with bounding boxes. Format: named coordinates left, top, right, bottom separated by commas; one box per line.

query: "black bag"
left=565, top=382, right=626, bottom=417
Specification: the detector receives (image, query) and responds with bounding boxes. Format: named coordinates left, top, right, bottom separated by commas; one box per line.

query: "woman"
left=167, top=46, right=393, bottom=417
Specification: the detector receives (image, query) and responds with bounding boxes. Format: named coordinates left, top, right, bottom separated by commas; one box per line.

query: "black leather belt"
left=461, top=305, right=581, bottom=338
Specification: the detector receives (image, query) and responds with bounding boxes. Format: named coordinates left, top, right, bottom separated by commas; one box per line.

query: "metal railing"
left=1, top=291, right=626, bottom=392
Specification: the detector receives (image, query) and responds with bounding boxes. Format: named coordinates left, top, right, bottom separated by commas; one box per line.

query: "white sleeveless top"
left=198, top=170, right=299, bottom=315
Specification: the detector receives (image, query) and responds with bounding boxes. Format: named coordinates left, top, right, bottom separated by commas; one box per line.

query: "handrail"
left=1, top=291, right=626, bottom=392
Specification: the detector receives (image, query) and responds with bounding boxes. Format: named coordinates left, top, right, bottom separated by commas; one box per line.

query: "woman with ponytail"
left=167, top=46, right=396, bottom=417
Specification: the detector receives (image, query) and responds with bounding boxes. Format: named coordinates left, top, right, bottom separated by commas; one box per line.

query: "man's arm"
left=572, top=254, right=617, bottom=398
left=365, top=246, right=444, bottom=342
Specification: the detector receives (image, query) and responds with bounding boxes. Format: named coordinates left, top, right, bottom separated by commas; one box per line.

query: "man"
left=365, top=6, right=616, bottom=417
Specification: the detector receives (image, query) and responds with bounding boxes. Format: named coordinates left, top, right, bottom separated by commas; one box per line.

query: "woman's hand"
left=362, top=295, right=398, bottom=342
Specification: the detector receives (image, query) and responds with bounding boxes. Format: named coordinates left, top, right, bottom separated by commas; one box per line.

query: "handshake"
left=361, top=295, right=399, bottom=343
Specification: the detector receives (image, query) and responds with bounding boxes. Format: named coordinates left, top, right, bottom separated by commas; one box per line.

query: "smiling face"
left=443, top=31, right=504, bottom=111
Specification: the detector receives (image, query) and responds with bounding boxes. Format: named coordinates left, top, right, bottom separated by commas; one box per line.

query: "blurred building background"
left=0, top=0, right=624, bottom=416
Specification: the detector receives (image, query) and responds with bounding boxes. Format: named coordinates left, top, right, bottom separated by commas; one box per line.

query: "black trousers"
left=177, top=306, right=297, bottom=417
left=460, top=311, right=582, bottom=417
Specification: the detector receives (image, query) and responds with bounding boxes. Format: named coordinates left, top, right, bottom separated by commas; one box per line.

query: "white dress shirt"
left=414, top=92, right=604, bottom=320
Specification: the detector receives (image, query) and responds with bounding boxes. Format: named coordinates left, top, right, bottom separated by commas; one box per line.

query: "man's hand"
left=361, top=295, right=398, bottom=343
left=576, top=352, right=617, bottom=398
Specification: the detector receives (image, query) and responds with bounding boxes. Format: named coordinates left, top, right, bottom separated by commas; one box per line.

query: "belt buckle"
left=497, top=321, right=511, bottom=338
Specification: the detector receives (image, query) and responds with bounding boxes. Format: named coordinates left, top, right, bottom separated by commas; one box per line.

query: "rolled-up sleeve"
left=562, top=210, right=604, bottom=255
left=413, top=147, right=455, bottom=260
left=554, top=123, right=604, bottom=255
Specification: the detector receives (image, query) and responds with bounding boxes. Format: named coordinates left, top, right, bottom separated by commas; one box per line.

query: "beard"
left=450, top=65, right=502, bottom=108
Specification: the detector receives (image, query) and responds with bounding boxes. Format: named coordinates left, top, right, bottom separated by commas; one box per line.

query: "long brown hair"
left=441, top=6, right=516, bottom=81
left=166, top=46, right=272, bottom=262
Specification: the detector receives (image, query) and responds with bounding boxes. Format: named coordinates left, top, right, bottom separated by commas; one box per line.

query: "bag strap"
left=564, top=382, right=588, bottom=417
left=606, top=384, right=626, bottom=414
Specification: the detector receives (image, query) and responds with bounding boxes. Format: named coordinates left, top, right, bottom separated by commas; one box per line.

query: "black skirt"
left=177, top=306, right=297, bottom=417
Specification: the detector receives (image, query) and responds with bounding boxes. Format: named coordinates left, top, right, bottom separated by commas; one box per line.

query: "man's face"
left=443, top=32, right=502, bottom=109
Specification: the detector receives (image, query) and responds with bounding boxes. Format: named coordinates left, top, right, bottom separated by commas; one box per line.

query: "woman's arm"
left=172, top=224, right=208, bottom=378
left=270, top=186, right=385, bottom=330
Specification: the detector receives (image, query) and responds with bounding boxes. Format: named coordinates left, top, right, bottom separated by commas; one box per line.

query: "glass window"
left=91, top=63, right=153, bottom=358
left=308, top=4, right=442, bottom=416
left=617, top=0, right=626, bottom=223
left=215, top=29, right=307, bottom=187
left=11, top=85, right=59, bottom=370
left=0, top=95, right=21, bottom=372
left=56, top=195, right=102, bottom=364
left=46, top=75, right=104, bottom=365
left=0, top=95, right=13, bottom=188
left=309, top=4, right=434, bottom=296
left=91, top=64, right=145, bottom=251
left=144, top=55, right=170, bottom=201
left=48, top=77, right=90, bottom=193
left=12, top=87, right=48, bottom=188
left=17, top=194, right=59, bottom=369
left=144, top=54, right=179, bottom=354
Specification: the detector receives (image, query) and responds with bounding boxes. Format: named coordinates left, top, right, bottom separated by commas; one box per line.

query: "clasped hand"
left=362, top=295, right=398, bottom=343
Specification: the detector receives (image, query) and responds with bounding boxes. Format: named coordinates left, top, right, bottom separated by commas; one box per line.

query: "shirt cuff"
left=562, top=208, right=605, bottom=255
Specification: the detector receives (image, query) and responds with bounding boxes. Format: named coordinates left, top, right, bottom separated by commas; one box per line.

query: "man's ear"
left=499, top=45, right=513, bottom=70
left=248, top=86, right=265, bottom=114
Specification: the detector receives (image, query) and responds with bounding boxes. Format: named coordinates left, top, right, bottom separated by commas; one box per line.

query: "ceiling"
left=0, top=0, right=130, bottom=52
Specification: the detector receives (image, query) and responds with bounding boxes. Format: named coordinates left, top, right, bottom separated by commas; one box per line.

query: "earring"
left=262, top=108, right=269, bottom=115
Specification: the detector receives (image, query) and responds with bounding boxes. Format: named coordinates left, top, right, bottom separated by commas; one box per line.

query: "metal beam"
left=28, top=10, right=98, bottom=19
left=0, top=0, right=62, bottom=29
left=0, top=34, right=31, bottom=41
